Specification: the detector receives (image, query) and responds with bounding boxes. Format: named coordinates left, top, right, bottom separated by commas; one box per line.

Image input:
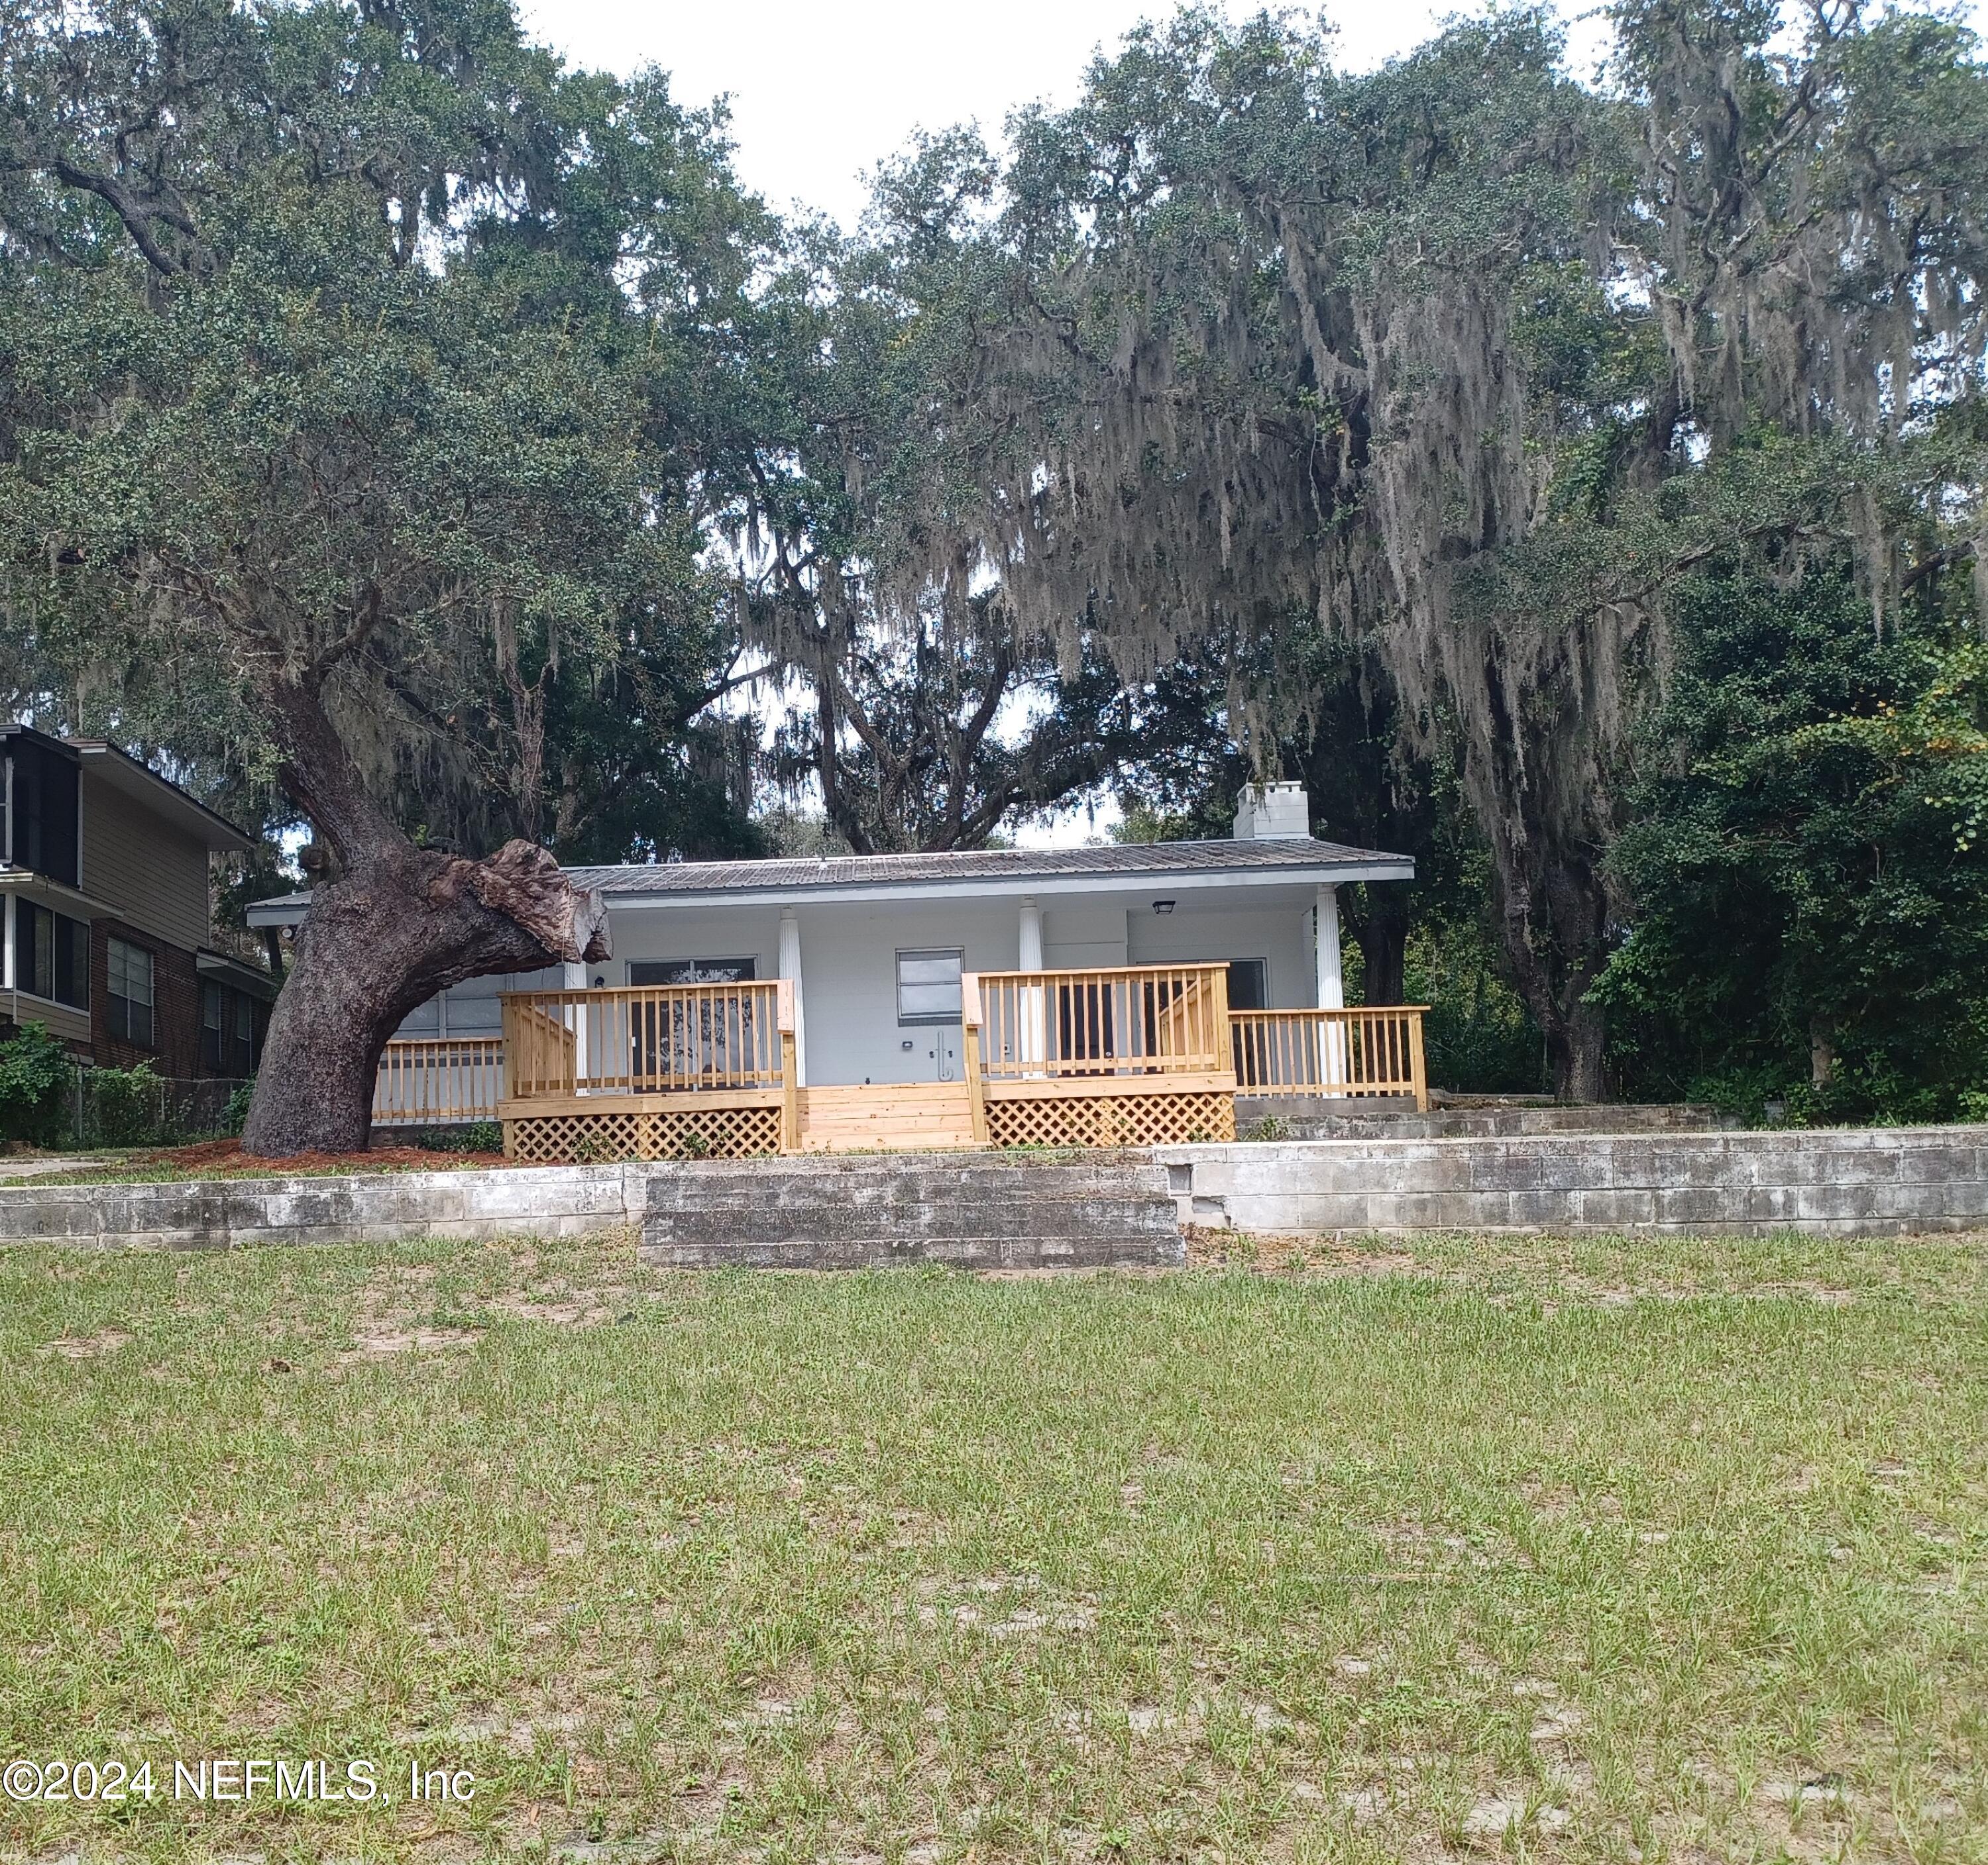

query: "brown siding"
left=0, top=990, right=92, bottom=1053
left=90, top=919, right=201, bottom=1079
left=78, top=769, right=211, bottom=955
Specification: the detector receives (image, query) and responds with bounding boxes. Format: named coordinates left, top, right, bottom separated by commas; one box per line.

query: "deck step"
left=799, top=1082, right=980, bottom=1153
left=641, top=1153, right=1182, bottom=1269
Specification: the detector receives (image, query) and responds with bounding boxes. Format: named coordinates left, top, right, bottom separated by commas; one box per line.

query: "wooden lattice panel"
left=985, top=1090, right=1235, bottom=1149
left=655, top=1103, right=782, bottom=1159
left=504, top=1103, right=781, bottom=1164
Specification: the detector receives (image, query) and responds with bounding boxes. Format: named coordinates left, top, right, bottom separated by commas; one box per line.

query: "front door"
left=897, top=947, right=964, bottom=1083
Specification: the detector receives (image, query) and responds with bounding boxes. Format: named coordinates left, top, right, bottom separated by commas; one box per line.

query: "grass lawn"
left=1, top=1230, right=1984, bottom=1864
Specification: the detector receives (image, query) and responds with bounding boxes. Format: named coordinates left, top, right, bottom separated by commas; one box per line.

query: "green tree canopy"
left=0, top=0, right=779, bottom=1149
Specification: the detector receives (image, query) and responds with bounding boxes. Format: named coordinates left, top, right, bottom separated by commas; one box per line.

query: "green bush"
left=0, top=1022, right=76, bottom=1146
left=222, top=1079, right=256, bottom=1134
left=411, top=1120, right=502, bottom=1153
left=83, top=1063, right=172, bottom=1147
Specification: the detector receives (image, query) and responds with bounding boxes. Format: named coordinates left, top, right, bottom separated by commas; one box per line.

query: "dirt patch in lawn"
left=40, top=1326, right=133, bottom=1358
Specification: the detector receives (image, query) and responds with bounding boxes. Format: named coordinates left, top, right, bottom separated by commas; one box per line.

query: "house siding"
left=786, top=902, right=1022, bottom=1087
left=1128, top=900, right=1316, bottom=1010
left=78, top=767, right=212, bottom=956
left=0, top=989, right=92, bottom=1051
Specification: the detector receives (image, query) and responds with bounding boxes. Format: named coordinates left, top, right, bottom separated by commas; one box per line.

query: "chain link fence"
left=69, top=1069, right=252, bottom=1148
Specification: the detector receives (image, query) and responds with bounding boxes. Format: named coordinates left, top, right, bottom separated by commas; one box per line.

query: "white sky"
left=519, top=1, right=1620, bottom=232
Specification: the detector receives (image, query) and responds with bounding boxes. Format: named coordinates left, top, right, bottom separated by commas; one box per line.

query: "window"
left=628, top=957, right=757, bottom=985
left=200, top=983, right=260, bottom=1077
left=1227, top=959, right=1268, bottom=1011
left=14, top=900, right=89, bottom=1009
left=897, top=948, right=964, bottom=1026
left=107, top=937, right=154, bottom=1047
left=7, top=741, right=80, bottom=886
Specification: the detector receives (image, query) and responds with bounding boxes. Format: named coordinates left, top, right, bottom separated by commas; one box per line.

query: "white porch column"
left=561, top=961, right=589, bottom=1087
left=1018, top=897, right=1044, bottom=970
left=1315, top=884, right=1347, bottom=1090
left=778, top=908, right=807, bottom=1087
left=1313, top=885, right=1344, bottom=1008
left=1017, top=896, right=1046, bottom=1071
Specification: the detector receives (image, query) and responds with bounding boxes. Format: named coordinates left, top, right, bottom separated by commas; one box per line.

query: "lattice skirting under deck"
left=504, top=1102, right=783, bottom=1164
left=984, top=1090, right=1235, bottom=1149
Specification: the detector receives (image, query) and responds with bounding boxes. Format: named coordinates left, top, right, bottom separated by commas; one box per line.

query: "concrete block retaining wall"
left=0, top=1164, right=649, bottom=1252
left=0, top=1124, right=1981, bottom=1253
left=1157, top=1124, right=1988, bottom=1237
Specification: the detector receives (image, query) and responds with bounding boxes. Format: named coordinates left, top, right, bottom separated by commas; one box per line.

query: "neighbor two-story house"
left=0, top=725, right=275, bottom=1080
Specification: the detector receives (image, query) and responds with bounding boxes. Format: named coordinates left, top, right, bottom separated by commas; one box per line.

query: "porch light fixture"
left=1152, top=899, right=1176, bottom=914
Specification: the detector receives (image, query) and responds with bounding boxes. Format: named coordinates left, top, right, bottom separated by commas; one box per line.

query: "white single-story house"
left=250, top=783, right=1423, bottom=1155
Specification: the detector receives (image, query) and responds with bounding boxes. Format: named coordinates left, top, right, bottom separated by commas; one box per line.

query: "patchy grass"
left=1, top=1230, right=1984, bottom=1864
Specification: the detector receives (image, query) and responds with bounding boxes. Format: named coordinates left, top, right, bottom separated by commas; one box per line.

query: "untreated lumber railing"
left=372, top=1037, right=505, bottom=1126
left=1229, top=1006, right=1429, bottom=1110
left=499, top=981, right=792, bottom=1100
left=971, top=963, right=1234, bottom=1081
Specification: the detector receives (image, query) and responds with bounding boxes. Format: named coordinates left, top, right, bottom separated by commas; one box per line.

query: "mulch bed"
left=138, top=1138, right=513, bottom=1176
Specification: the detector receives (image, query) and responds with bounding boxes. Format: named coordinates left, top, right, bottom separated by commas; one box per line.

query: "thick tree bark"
left=1351, top=884, right=1409, bottom=1007
left=243, top=840, right=610, bottom=1155
left=1496, top=863, right=1612, bottom=1104
left=1548, top=996, right=1608, bottom=1103
left=239, top=666, right=608, bottom=1157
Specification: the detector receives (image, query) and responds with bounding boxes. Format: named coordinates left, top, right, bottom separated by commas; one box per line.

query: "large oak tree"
left=0, top=0, right=773, bottom=1151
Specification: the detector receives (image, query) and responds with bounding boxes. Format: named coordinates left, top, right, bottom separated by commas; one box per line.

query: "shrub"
left=83, top=1063, right=171, bottom=1147
left=222, top=1079, right=256, bottom=1134
left=0, top=1022, right=76, bottom=1146
left=411, top=1120, right=502, bottom=1153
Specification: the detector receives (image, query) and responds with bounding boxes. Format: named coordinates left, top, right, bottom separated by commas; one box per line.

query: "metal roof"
left=246, top=835, right=1411, bottom=927
left=566, top=835, right=1408, bottom=897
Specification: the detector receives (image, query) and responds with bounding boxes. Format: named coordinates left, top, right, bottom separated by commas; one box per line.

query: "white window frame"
left=107, top=935, right=155, bottom=1047
left=896, top=947, right=965, bottom=1026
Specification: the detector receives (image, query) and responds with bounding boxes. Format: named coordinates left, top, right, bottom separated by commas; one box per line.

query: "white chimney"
left=1232, top=780, right=1311, bottom=840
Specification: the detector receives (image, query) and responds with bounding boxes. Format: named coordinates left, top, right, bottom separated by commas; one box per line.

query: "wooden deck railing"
left=969, top=963, right=1234, bottom=1081
left=499, top=981, right=793, bottom=1100
left=1229, top=1006, right=1429, bottom=1109
left=372, top=1037, right=506, bottom=1125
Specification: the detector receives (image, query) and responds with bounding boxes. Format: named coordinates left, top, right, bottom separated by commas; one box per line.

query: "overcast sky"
left=518, top=1, right=1620, bottom=231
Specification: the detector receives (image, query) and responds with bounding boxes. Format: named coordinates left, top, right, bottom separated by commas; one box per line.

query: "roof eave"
left=196, top=949, right=282, bottom=998
left=590, top=858, right=1415, bottom=912
left=68, top=743, right=256, bottom=853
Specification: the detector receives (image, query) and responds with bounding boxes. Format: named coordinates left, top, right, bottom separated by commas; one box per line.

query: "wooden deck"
left=798, top=1082, right=979, bottom=1153
left=376, top=970, right=1428, bottom=1161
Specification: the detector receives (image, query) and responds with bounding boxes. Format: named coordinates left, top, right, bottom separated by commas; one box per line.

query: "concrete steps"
left=799, top=1082, right=980, bottom=1153
left=640, top=1153, right=1184, bottom=1269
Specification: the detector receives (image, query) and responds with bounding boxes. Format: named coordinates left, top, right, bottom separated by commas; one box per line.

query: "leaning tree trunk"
left=243, top=839, right=608, bottom=1155
left=239, top=670, right=608, bottom=1157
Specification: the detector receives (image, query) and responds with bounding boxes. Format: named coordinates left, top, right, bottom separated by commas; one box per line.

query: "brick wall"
left=89, top=917, right=201, bottom=1078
